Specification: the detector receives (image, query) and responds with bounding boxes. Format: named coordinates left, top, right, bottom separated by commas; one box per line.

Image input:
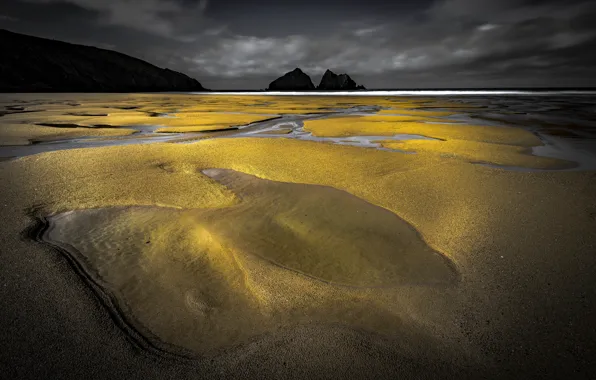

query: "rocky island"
left=0, top=29, right=206, bottom=92
left=267, top=68, right=316, bottom=91
left=317, top=69, right=365, bottom=90
left=268, top=68, right=365, bottom=91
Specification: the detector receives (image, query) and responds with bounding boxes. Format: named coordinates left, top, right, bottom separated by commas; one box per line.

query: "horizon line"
left=186, top=88, right=596, bottom=96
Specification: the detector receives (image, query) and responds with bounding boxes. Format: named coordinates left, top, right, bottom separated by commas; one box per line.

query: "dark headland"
left=267, top=68, right=365, bottom=91
left=0, top=29, right=206, bottom=92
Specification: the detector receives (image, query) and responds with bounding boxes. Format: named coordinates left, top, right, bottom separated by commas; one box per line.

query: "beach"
left=1, top=92, right=595, bottom=379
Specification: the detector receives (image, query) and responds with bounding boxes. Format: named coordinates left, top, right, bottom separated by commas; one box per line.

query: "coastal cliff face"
left=317, top=69, right=365, bottom=90
left=0, top=29, right=206, bottom=92
left=267, top=68, right=315, bottom=91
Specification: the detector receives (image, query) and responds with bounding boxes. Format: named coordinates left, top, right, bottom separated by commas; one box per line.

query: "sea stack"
left=268, top=68, right=315, bottom=91
left=317, top=69, right=365, bottom=90
left=0, top=29, right=206, bottom=92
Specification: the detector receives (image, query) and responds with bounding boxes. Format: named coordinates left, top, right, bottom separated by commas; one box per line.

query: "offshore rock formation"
left=317, top=69, right=365, bottom=90
left=0, top=29, right=206, bottom=92
left=267, top=68, right=315, bottom=91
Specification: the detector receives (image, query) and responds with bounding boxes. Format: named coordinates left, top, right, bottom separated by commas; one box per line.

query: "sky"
left=1, top=0, right=596, bottom=89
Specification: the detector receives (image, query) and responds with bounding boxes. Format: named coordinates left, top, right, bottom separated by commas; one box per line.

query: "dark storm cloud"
left=0, top=14, right=19, bottom=21
left=1, top=0, right=595, bottom=88
left=185, top=0, right=596, bottom=87
left=20, top=0, right=211, bottom=40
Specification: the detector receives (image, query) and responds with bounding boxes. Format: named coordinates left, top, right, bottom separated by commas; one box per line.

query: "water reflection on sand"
left=1, top=93, right=596, bottom=171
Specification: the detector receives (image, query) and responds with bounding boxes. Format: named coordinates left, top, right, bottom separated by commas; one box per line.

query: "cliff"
left=0, top=29, right=206, bottom=92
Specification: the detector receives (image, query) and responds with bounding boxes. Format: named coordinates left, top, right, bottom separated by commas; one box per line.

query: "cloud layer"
left=22, top=0, right=209, bottom=39
left=1, top=0, right=595, bottom=88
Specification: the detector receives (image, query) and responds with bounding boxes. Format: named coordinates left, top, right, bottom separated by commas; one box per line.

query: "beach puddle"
left=41, top=168, right=457, bottom=355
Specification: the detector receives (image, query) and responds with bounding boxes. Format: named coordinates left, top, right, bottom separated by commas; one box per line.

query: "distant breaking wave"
left=192, top=90, right=596, bottom=96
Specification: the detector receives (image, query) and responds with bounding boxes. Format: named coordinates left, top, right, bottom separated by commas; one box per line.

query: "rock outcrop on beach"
left=267, top=68, right=315, bottom=91
left=0, top=29, right=206, bottom=92
left=317, top=69, right=365, bottom=90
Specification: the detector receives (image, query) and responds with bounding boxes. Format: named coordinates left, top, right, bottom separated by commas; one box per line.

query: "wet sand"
left=1, top=93, right=596, bottom=379
left=40, top=169, right=458, bottom=358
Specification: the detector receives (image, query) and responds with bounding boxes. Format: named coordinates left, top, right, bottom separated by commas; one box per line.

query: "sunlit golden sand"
left=43, top=168, right=456, bottom=354
left=379, top=139, right=575, bottom=169
left=376, top=109, right=457, bottom=117
left=0, top=123, right=137, bottom=145
left=1, top=93, right=468, bottom=142
left=304, top=116, right=541, bottom=146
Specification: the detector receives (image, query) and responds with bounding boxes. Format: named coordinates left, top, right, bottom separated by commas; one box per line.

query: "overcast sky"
left=1, top=0, right=595, bottom=89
